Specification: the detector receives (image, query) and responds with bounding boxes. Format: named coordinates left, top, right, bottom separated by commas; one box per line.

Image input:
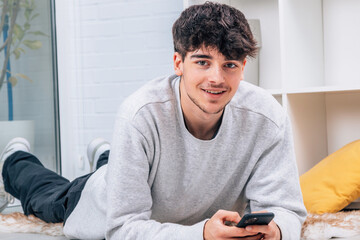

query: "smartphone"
left=236, top=212, right=274, bottom=228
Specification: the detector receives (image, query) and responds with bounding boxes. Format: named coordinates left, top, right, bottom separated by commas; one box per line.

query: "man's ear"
left=173, top=52, right=183, bottom=76
left=240, top=58, right=247, bottom=80
left=242, top=58, right=247, bottom=69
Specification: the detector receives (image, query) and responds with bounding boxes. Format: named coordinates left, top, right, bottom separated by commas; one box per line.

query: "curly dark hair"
left=172, top=2, right=258, bottom=61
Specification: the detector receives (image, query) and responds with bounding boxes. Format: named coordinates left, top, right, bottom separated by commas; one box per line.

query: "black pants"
left=1, top=150, right=109, bottom=223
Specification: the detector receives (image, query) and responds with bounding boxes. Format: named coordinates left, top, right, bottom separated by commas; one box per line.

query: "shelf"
left=323, top=0, right=360, bottom=87
left=266, top=89, right=283, bottom=95
left=287, top=93, right=329, bottom=174
left=285, top=85, right=360, bottom=95
left=279, top=0, right=324, bottom=89
left=287, top=91, right=360, bottom=174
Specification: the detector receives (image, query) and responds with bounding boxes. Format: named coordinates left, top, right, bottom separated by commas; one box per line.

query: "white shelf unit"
left=184, top=0, right=360, bottom=175
left=287, top=90, right=360, bottom=174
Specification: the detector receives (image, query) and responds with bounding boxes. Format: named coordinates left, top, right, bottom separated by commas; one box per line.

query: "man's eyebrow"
left=190, top=54, right=212, bottom=59
left=190, top=54, right=242, bottom=62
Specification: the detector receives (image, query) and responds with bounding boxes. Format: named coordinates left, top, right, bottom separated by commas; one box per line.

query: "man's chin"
left=200, top=106, right=225, bottom=115
left=203, top=101, right=229, bottom=115
left=188, top=93, right=227, bottom=115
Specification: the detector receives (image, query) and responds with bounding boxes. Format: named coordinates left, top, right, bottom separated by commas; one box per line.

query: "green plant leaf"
left=18, top=47, right=26, bottom=53
left=9, top=76, right=18, bottom=87
left=13, top=48, right=21, bottom=59
left=15, top=73, right=33, bottom=82
left=23, top=40, right=42, bottom=49
left=25, top=8, right=32, bottom=21
left=28, top=31, right=48, bottom=37
left=13, top=24, right=25, bottom=41
left=31, top=13, right=39, bottom=20
left=30, top=0, right=35, bottom=10
left=24, top=22, right=31, bottom=30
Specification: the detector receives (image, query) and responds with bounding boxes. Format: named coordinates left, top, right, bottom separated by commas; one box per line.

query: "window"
left=0, top=0, right=60, bottom=172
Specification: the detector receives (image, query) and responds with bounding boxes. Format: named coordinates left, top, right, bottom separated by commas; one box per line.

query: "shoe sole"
left=0, top=137, right=31, bottom=163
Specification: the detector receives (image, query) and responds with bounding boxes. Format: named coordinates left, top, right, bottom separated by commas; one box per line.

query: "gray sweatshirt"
left=64, top=75, right=306, bottom=239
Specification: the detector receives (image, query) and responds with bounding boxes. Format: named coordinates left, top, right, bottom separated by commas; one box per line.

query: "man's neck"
left=183, top=112, right=223, bottom=140
left=184, top=115, right=221, bottom=140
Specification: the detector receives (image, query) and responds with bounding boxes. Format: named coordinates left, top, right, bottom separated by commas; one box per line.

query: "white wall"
left=56, top=0, right=183, bottom=179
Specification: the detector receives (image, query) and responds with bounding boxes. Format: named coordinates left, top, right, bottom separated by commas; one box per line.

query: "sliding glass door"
left=0, top=0, right=60, bottom=172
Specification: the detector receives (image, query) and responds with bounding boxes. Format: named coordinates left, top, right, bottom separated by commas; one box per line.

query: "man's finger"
left=245, top=220, right=277, bottom=235
left=225, top=232, right=264, bottom=240
left=215, top=209, right=241, bottom=223
left=222, top=224, right=262, bottom=238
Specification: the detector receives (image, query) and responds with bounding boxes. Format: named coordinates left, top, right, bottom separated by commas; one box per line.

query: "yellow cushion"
left=300, top=139, right=360, bottom=214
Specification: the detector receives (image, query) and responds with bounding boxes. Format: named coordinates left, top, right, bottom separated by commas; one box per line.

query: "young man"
left=0, top=2, right=306, bottom=239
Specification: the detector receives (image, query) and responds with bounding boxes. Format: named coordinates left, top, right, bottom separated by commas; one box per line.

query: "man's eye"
left=225, top=63, right=237, bottom=68
left=197, top=61, right=208, bottom=66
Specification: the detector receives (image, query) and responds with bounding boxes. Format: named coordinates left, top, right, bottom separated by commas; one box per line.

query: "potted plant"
left=0, top=0, right=46, bottom=151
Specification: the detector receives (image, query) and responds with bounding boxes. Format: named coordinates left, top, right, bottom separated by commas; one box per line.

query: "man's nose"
left=208, top=65, right=225, bottom=85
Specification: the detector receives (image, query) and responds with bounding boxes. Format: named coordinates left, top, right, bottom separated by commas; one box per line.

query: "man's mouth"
left=203, top=89, right=226, bottom=95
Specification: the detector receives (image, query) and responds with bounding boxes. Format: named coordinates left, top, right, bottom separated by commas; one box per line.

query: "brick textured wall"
left=58, top=0, right=183, bottom=178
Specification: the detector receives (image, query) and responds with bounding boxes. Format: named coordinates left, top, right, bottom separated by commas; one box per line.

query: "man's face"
left=174, top=47, right=246, bottom=117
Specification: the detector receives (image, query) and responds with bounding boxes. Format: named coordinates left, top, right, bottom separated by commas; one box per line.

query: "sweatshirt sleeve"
left=105, top=116, right=207, bottom=240
left=244, top=115, right=307, bottom=240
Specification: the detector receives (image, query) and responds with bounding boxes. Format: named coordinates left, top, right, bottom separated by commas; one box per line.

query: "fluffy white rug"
left=301, top=211, right=360, bottom=240
left=0, top=212, right=63, bottom=236
left=1, top=211, right=360, bottom=238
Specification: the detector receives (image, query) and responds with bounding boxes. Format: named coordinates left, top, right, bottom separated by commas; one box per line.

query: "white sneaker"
left=87, top=138, right=110, bottom=172
left=0, top=137, right=31, bottom=212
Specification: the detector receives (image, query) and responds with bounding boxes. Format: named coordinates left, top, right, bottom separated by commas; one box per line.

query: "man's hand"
left=203, top=210, right=281, bottom=240
left=203, top=210, right=265, bottom=240
left=244, top=220, right=281, bottom=240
